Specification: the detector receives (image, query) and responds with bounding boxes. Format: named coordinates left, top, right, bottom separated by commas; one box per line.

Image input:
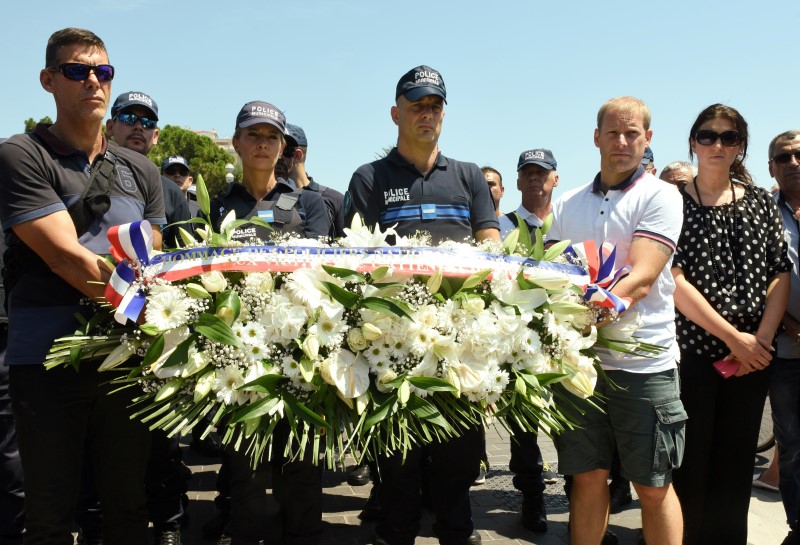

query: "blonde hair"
left=597, top=96, right=651, bottom=130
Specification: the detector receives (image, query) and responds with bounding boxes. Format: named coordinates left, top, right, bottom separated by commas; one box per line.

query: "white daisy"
left=145, top=285, right=193, bottom=330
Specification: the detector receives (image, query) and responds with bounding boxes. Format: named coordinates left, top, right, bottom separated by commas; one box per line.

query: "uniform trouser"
left=376, top=424, right=482, bottom=545
left=226, top=421, right=322, bottom=545
left=9, top=363, right=150, bottom=545
left=507, top=419, right=545, bottom=500
left=770, top=357, right=800, bottom=529
left=0, top=327, right=24, bottom=545
left=672, top=354, right=769, bottom=545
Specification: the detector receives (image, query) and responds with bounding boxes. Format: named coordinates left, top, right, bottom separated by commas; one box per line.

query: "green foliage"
left=150, top=125, right=236, bottom=198
left=24, top=116, right=53, bottom=132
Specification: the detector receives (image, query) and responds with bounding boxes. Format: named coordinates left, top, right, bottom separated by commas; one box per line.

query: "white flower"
left=243, top=342, right=270, bottom=362
left=375, top=369, right=398, bottom=393
left=200, top=270, right=227, bottom=293
left=281, top=355, right=302, bottom=380
left=145, top=285, right=193, bottom=330
left=462, top=296, right=485, bottom=315
left=237, top=321, right=268, bottom=346
left=284, top=267, right=328, bottom=311
left=347, top=328, right=368, bottom=352
left=312, top=301, right=348, bottom=347
left=524, top=267, right=573, bottom=290
left=361, top=322, right=383, bottom=341
left=150, top=326, right=192, bottom=378
left=340, top=215, right=401, bottom=247
left=193, top=370, right=215, bottom=402
left=243, top=271, right=274, bottom=294
left=364, top=341, right=392, bottom=372
left=328, top=349, right=370, bottom=398
left=302, top=334, right=320, bottom=360
left=561, top=353, right=598, bottom=399
left=213, top=365, right=248, bottom=405
left=406, top=323, right=439, bottom=358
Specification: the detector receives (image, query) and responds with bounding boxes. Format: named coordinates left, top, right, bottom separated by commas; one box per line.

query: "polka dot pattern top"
left=673, top=181, right=791, bottom=358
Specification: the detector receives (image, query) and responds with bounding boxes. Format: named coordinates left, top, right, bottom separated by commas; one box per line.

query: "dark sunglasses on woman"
left=694, top=129, right=743, bottom=147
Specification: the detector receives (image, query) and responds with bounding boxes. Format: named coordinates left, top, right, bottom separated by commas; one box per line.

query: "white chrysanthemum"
left=407, top=323, right=439, bottom=358
left=243, top=342, right=270, bottom=362
left=281, top=355, right=302, bottom=380
left=435, top=299, right=458, bottom=331
left=213, top=365, right=247, bottom=405
left=239, top=321, right=267, bottom=346
left=145, top=285, right=193, bottom=329
left=415, top=305, right=440, bottom=329
left=284, top=267, right=328, bottom=311
left=364, top=341, right=392, bottom=372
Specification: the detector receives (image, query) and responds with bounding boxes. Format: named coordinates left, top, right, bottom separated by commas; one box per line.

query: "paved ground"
left=178, top=424, right=787, bottom=545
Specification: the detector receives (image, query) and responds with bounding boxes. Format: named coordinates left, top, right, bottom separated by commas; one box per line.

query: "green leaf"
left=240, top=373, right=287, bottom=393
left=229, top=396, right=281, bottom=424
left=195, top=313, right=242, bottom=347
left=142, top=334, right=165, bottom=367
left=215, top=290, right=241, bottom=321
left=543, top=239, right=572, bottom=262
left=162, top=333, right=199, bottom=368
left=363, top=395, right=397, bottom=429
left=139, top=324, right=162, bottom=336
left=177, top=227, right=195, bottom=248
left=549, top=301, right=589, bottom=314
left=299, top=357, right=314, bottom=383
left=195, top=173, right=210, bottom=217
left=541, top=212, right=553, bottom=235
left=370, top=266, right=390, bottom=281
left=502, top=228, right=520, bottom=255
left=515, top=214, right=533, bottom=256
left=362, top=297, right=413, bottom=320
left=285, top=396, right=332, bottom=430
left=154, top=378, right=184, bottom=402
left=515, top=377, right=528, bottom=396
left=185, top=283, right=212, bottom=299
left=460, top=269, right=492, bottom=291
left=406, top=376, right=458, bottom=393
left=321, top=281, right=360, bottom=308
left=532, top=227, right=545, bottom=260
left=406, top=395, right=451, bottom=429
left=321, top=265, right=365, bottom=281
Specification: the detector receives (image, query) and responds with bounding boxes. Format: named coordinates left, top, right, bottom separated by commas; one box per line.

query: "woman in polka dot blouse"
left=669, top=103, right=791, bottom=545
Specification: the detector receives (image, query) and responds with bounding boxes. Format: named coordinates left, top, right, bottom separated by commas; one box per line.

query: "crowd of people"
left=0, top=26, right=798, bottom=545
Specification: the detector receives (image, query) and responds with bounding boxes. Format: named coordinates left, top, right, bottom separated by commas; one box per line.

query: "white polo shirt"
left=550, top=167, right=683, bottom=373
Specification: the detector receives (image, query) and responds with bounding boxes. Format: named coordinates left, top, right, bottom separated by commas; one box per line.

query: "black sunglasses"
left=164, top=167, right=189, bottom=176
left=50, top=63, right=115, bottom=82
left=771, top=151, right=800, bottom=165
left=694, top=129, right=743, bottom=147
left=115, top=112, right=158, bottom=130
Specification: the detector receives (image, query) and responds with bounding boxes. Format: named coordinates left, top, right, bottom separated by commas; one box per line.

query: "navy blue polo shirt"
left=0, top=124, right=166, bottom=365
left=208, top=178, right=329, bottom=240
left=347, top=148, right=498, bottom=243
left=306, top=177, right=345, bottom=239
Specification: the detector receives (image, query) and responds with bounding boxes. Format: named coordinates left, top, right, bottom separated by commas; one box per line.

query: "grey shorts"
left=555, top=367, right=687, bottom=487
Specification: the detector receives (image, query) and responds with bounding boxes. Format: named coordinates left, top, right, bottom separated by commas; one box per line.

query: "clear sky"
left=1, top=0, right=798, bottom=212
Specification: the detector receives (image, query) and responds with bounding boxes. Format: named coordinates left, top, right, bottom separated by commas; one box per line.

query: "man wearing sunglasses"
left=107, top=92, right=190, bottom=250
left=768, top=130, right=800, bottom=545
left=103, top=92, right=191, bottom=545
left=0, top=28, right=165, bottom=545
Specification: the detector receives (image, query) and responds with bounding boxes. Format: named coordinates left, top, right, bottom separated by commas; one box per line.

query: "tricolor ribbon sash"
left=105, top=221, right=154, bottom=324
left=566, top=240, right=632, bottom=313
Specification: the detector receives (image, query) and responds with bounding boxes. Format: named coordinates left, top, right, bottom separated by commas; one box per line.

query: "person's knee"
left=573, top=469, right=610, bottom=488
left=633, top=482, right=672, bottom=507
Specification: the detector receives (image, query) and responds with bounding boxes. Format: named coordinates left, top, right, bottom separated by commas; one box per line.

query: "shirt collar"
left=33, top=123, right=107, bottom=159
left=386, top=147, right=448, bottom=173
left=591, top=165, right=646, bottom=194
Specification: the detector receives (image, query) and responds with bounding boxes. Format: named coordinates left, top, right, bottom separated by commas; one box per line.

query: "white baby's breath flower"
left=243, top=271, right=274, bottom=294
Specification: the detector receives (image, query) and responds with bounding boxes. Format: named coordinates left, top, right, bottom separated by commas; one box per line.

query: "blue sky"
left=2, top=0, right=798, bottom=211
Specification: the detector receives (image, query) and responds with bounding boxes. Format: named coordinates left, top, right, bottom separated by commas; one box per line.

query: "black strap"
left=503, top=212, right=519, bottom=228
left=68, top=139, right=119, bottom=236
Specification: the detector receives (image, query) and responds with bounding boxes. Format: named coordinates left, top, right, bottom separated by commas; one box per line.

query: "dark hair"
left=480, top=166, right=502, bottom=185
left=688, top=103, right=752, bottom=185
left=768, top=130, right=800, bottom=160
left=45, top=28, right=106, bottom=68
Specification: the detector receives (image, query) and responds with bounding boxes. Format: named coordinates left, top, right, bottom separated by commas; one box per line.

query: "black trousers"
left=9, top=363, right=150, bottom=545
left=0, top=326, right=24, bottom=545
left=507, top=419, right=545, bottom=499
left=226, top=422, right=322, bottom=545
left=376, top=424, right=482, bottom=545
left=672, top=354, right=770, bottom=545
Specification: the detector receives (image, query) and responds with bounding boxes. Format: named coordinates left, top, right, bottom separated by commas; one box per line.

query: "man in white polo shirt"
left=549, top=96, right=685, bottom=545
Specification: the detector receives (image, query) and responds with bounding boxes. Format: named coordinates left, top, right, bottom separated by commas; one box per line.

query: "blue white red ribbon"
left=566, top=240, right=632, bottom=313
left=105, top=221, right=153, bottom=324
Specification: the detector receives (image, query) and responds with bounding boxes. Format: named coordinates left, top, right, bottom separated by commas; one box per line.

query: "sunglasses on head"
left=771, top=151, right=800, bottom=165
left=115, top=112, right=158, bottom=130
left=50, top=63, right=115, bottom=82
left=694, top=129, right=743, bottom=147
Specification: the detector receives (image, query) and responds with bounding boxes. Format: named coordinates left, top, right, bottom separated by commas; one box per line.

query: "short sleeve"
left=346, top=164, right=380, bottom=229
